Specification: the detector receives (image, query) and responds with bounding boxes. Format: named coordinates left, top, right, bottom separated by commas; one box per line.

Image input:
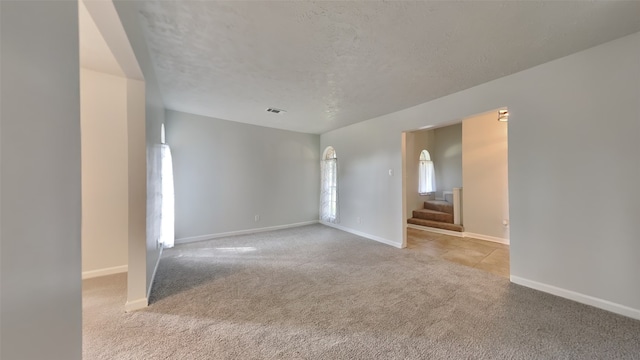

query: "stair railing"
left=453, top=188, right=462, bottom=225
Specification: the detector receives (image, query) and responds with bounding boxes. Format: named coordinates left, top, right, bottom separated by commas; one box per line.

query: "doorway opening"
left=401, top=109, right=510, bottom=278
left=79, top=0, right=150, bottom=312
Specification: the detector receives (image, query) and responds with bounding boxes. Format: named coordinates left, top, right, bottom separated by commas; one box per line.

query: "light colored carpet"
left=83, top=224, right=640, bottom=359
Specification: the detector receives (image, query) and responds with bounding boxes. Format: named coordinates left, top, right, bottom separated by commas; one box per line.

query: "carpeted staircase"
left=408, top=200, right=464, bottom=232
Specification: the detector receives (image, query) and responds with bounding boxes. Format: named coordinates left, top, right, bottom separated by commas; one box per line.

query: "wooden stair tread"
left=413, top=208, right=450, bottom=215
left=412, top=209, right=453, bottom=223
left=424, top=200, right=454, bottom=215
left=407, top=218, right=464, bottom=232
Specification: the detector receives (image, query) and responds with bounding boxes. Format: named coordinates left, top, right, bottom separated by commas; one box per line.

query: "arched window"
left=419, top=150, right=436, bottom=194
left=320, top=146, right=338, bottom=223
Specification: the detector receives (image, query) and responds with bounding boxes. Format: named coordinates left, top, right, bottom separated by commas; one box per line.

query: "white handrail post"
left=453, top=188, right=462, bottom=225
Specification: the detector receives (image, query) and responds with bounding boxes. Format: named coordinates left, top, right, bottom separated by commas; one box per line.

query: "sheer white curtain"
left=419, top=150, right=436, bottom=194
left=160, top=144, right=175, bottom=248
left=320, top=148, right=338, bottom=223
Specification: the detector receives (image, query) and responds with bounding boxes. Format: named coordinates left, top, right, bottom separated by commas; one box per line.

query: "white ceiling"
left=134, top=1, right=640, bottom=134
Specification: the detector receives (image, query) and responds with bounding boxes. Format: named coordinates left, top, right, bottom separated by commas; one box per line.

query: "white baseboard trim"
left=124, top=297, right=148, bottom=312
left=147, top=246, right=164, bottom=300
left=175, top=220, right=319, bottom=245
left=406, top=225, right=510, bottom=245
left=82, top=265, right=128, bottom=280
left=464, top=232, right=510, bottom=245
left=407, top=224, right=464, bottom=238
left=510, top=276, right=640, bottom=321
left=321, top=222, right=403, bottom=249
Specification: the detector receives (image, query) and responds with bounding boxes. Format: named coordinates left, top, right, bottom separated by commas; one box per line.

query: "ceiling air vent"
left=266, top=107, right=286, bottom=114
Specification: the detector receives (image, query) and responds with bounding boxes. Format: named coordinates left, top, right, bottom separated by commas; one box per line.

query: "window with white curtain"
left=320, top=146, right=338, bottom=223
left=419, top=149, right=436, bottom=195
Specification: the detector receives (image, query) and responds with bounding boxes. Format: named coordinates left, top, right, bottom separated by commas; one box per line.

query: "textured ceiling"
left=134, top=1, right=640, bottom=134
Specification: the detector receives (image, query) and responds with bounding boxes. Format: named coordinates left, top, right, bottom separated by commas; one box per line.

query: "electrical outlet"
left=357, top=217, right=361, bottom=224
left=254, top=215, right=260, bottom=222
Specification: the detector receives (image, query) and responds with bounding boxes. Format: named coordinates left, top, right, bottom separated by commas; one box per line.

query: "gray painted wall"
left=322, top=123, right=401, bottom=240
left=406, top=129, right=436, bottom=215
left=321, top=32, right=640, bottom=316
left=507, top=33, right=639, bottom=315
left=434, top=123, right=462, bottom=200
left=167, top=110, right=320, bottom=240
left=407, top=124, right=461, bottom=206
left=1, top=2, right=82, bottom=359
